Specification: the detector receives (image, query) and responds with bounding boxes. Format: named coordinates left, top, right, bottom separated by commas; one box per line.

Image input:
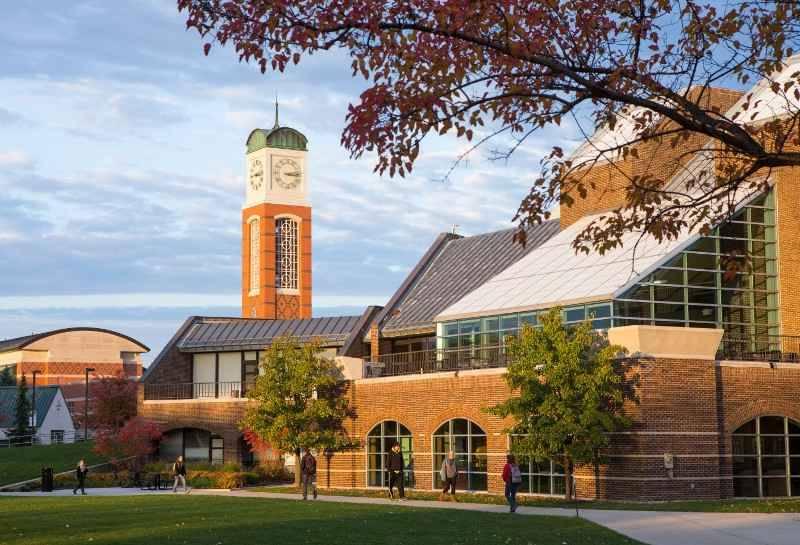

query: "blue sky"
left=0, top=1, right=581, bottom=362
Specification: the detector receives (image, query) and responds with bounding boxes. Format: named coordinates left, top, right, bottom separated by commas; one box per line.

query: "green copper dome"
left=246, top=126, right=308, bottom=153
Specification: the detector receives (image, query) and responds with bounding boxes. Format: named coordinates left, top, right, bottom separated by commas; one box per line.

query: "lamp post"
left=31, top=370, right=40, bottom=443
left=84, top=368, right=95, bottom=441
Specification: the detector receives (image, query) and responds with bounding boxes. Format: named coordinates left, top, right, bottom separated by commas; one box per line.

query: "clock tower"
left=241, top=108, right=312, bottom=319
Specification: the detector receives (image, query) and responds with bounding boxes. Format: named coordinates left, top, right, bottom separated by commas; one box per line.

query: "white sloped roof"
left=435, top=215, right=698, bottom=322
left=724, top=55, right=800, bottom=124
left=568, top=54, right=800, bottom=167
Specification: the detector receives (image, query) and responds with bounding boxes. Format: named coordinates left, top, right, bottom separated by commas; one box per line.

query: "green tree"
left=0, top=366, right=15, bottom=386
left=11, top=374, right=32, bottom=445
left=488, top=308, right=631, bottom=499
left=241, top=337, right=355, bottom=484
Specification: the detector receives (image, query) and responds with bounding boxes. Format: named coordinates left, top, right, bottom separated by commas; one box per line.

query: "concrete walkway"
left=4, top=487, right=800, bottom=545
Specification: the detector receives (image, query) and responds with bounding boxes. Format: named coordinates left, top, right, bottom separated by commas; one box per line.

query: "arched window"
left=432, top=419, right=487, bottom=491
left=249, top=217, right=260, bottom=294
left=275, top=218, right=299, bottom=290
left=367, top=421, right=414, bottom=488
left=733, top=416, right=800, bottom=497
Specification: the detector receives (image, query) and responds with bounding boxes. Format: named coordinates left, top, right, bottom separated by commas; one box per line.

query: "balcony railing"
left=717, top=335, right=800, bottom=363
left=372, top=335, right=800, bottom=379
left=143, top=381, right=247, bottom=401
left=375, top=345, right=508, bottom=377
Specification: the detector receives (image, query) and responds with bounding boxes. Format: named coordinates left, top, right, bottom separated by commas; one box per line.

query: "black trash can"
left=41, top=467, right=54, bottom=492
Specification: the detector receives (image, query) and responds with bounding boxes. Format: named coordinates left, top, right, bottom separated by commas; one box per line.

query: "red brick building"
left=141, top=67, right=800, bottom=500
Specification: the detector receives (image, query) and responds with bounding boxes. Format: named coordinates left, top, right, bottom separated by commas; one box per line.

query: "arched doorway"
left=432, top=419, right=487, bottom=491
left=366, top=421, right=414, bottom=488
left=159, top=428, right=224, bottom=464
left=732, top=415, right=800, bottom=497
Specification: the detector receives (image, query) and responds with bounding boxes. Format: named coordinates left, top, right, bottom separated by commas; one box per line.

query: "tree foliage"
left=179, top=0, right=800, bottom=253
left=93, top=417, right=162, bottom=465
left=12, top=374, right=32, bottom=443
left=241, top=337, right=355, bottom=480
left=0, top=367, right=15, bottom=387
left=488, top=308, right=631, bottom=498
left=90, top=373, right=138, bottom=434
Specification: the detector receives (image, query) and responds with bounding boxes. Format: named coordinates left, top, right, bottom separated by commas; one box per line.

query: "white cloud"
left=0, top=150, right=34, bottom=169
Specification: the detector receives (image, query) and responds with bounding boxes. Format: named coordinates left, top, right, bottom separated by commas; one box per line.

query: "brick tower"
left=241, top=106, right=312, bottom=319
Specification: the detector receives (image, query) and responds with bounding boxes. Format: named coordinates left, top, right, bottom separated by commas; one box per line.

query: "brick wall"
left=138, top=385, right=249, bottom=463
left=241, top=203, right=312, bottom=319
left=775, top=166, right=800, bottom=336
left=560, top=88, right=743, bottom=229
left=138, top=355, right=800, bottom=501
left=17, top=361, right=140, bottom=385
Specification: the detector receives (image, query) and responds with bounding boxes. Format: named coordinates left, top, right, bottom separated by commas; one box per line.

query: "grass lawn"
left=0, top=495, right=642, bottom=545
left=253, top=485, right=800, bottom=513
left=0, top=442, right=104, bottom=487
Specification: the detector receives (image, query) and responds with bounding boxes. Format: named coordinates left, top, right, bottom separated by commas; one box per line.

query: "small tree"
left=0, top=367, right=15, bottom=386
left=91, top=373, right=138, bottom=434
left=488, top=308, right=631, bottom=499
left=11, top=374, right=31, bottom=445
left=93, top=417, right=162, bottom=472
left=242, top=337, right=354, bottom=485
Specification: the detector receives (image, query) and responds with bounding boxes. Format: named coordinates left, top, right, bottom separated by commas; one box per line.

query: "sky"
left=0, top=1, right=582, bottom=362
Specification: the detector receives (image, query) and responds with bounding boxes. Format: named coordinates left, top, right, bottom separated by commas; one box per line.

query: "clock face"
left=273, top=157, right=302, bottom=190
left=249, top=159, right=264, bottom=191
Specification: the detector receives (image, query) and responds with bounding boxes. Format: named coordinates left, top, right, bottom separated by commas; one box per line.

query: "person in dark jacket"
left=300, top=449, right=317, bottom=500
left=73, top=459, right=88, bottom=495
left=172, top=455, right=190, bottom=493
left=387, top=442, right=406, bottom=500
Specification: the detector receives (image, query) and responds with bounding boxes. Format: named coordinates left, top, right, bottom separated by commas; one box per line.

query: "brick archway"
left=726, top=400, right=800, bottom=432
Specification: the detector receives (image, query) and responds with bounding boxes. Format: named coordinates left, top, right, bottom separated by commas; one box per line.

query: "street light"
left=84, top=368, right=95, bottom=441
left=31, top=370, right=40, bottom=443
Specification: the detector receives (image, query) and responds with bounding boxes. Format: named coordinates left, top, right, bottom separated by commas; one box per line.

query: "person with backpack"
left=172, top=455, right=190, bottom=493
left=439, top=450, right=458, bottom=499
left=300, top=448, right=318, bottom=500
left=73, top=459, right=88, bottom=495
left=502, top=454, right=523, bottom=512
left=386, top=442, right=406, bottom=500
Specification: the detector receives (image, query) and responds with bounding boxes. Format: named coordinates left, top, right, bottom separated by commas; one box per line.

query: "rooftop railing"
left=717, top=335, right=800, bottom=363
left=143, top=381, right=247, bottom=401
left=374, top=345, right=508, bottom=377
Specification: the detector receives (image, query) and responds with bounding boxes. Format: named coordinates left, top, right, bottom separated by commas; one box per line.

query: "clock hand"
left=285, top=171, right=300, bottom=177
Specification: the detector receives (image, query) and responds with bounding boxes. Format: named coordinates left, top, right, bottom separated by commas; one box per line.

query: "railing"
left=373, top=335, right=800, bottom=378
left=375, top=345, right=508, bottom=377
left=717, top=335, right=800, bottom=363
left=143, top=381, right=246, bottom=401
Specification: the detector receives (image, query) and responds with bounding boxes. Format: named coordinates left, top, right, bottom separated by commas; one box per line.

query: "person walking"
left=502, top=454, right=523, bottom=513
left=439, top=450, right=458, bottom=499
left=386, top=442, right=406, bottom=500
left=172, top=455, right=190, bottom=493
left=300, top=449, right=318, bottom=500
left=72, top=459, right=88, bottom=495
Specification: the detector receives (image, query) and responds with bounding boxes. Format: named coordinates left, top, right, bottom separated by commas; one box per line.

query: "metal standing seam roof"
left=0, top=386, right=58, bottom=428
left=375, top=220, right=561, bottom=336
left=177, top=315, right=364, bottom=352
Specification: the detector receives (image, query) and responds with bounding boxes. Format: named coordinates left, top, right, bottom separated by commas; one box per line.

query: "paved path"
left=4, top=487, right=800, bottom=545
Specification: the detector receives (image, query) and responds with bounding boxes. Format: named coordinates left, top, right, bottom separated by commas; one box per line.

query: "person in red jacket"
left=502, top=454, right=522, bottom=513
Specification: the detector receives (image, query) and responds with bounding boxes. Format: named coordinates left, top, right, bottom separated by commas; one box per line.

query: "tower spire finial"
left=273, top=94, right=279, bottom=129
